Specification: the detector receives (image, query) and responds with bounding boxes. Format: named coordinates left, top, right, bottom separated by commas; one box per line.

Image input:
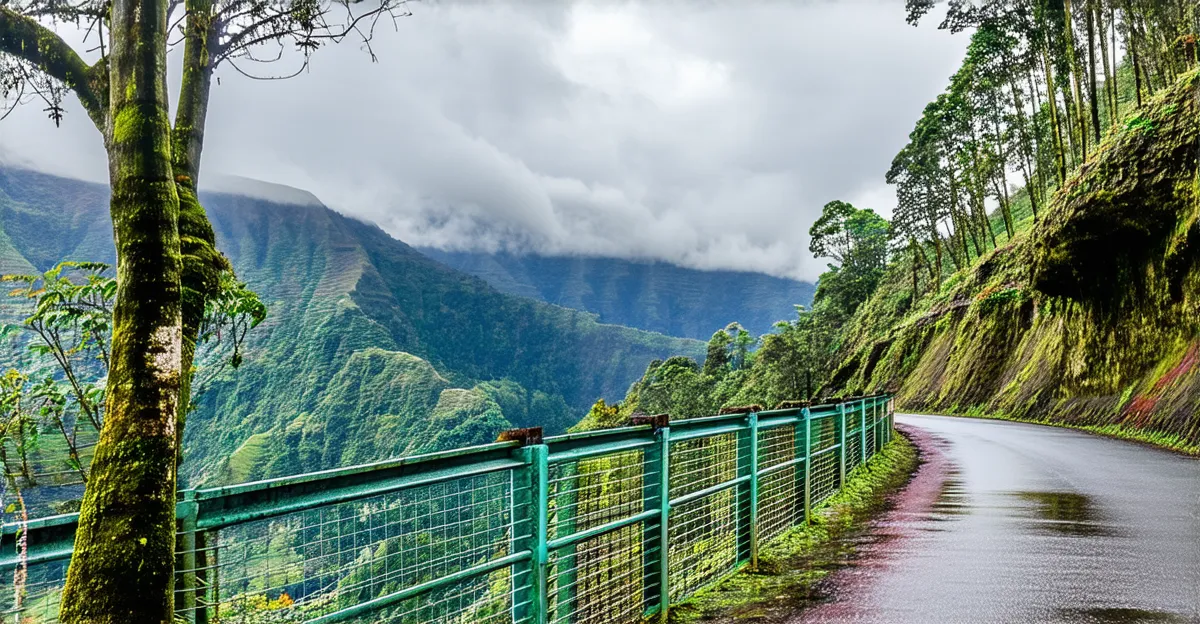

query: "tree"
left=811, top=200, right=890, bottom=317
left=0, top=262, right=264, bottom=517
left=730, top=323, right=755, bottom=371
left=1, top=0, right=407, bottom=617
left=809, top=200, right=858, bottom=265
left=703, top=329, right=732, bottom=377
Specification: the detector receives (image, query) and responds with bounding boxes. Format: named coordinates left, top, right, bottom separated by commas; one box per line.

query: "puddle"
left=1013, top=491, right=1119, bottom=537
left=1055, top=607, right=1190, bottom=623
left=927, top=469, right=969, bottom=522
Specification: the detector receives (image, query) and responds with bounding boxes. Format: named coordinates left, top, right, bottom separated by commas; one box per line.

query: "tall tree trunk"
left=946, top=164, right=977, bottom=259
left=1110, top=6, right=1120, bottom=116
left=1013, top=75, right=1041, bottom=222
left=910, top=238, right=921, bottom=303
left=930, top=224, right=944, bottom=282
left=59, top=0, right=183, bottom=619
left=1086, top=1, right=1102, bottom=143
left=990, top=113, right=1015, bottom=239
left=943, top=218, right=963, bottom=270
left=173, top=0, right=229, bottom=441
left=1061, top=84, right=1081, bottom=167
left=1064, top=0, right=1090, bottom=155
left=1126, top=1, right=1144, bottom=107
left=1042, top=50, right=1068, bottom=185
left=1098, top=4, right=1116, bottom=125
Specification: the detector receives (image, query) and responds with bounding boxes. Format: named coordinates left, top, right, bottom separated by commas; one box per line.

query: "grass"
left=909, top=406, right=1200, bottom=457
left=667, top=432, right=920, bottom=623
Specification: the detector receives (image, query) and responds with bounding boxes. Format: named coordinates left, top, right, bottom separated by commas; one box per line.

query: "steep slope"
left=0, top=167, right=703, bottom=483
left=835, top=71, right=1200, bottom=448
left=421, top=249, right=815, bottom=339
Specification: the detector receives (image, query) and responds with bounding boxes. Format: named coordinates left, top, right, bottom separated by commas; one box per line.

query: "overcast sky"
left=0, top=0, right=966, bottom=282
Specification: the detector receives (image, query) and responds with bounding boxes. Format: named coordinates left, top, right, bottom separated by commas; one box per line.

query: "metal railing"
left=0, top=395, right=895, bottom=623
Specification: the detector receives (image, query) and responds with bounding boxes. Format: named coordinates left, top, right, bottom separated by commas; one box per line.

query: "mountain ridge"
left=420, top=248, right=816, bottom=339
left=0, top=166, right=703, bottom=485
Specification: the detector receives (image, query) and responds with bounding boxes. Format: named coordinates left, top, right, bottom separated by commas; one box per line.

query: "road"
left=792, top=414, right=1200, bottom=624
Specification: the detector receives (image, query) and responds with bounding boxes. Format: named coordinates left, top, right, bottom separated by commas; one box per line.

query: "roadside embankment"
left=667, top=426, right=924, bottom=623
left=833, top=70, right=1200, bottom=452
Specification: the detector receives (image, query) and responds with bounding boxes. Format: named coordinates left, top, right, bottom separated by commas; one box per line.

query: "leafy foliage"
left=0, top=261, right=265, bottom=516
left=0, top=168, right=702, bottom=492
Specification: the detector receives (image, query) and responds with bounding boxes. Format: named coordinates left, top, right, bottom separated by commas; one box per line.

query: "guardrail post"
left=177, top=490, right=199, bottom=624
left=732, top=410, right=756, bottom=569
left=502, top=428, right=548, bottom=624
left=878, top=397, right=886, bottom=449
left=792, top=403, right=808, bottom=529
left=883, top=397, right=888, bottom=445
left=878, top=398, right=888, bottom=451
left=803, top=407, right=812, bottom=525
left=747, top=412, right=760, bottom=569
left=860, top=399, right=868, bottom=465
left=888, top=397, right=895, bottom=442
left=633, top=414, right=671, bottom=622
left=871, top=396, right=879, bottom=452
left=837, top=402, right=847, bottom=489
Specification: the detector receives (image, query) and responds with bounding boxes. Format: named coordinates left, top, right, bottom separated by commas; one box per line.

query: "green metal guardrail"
left=0, top=395, right=895, bottom=623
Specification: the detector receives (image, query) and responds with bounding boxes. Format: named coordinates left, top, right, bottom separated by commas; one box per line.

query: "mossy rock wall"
left=839, top=70, right=1200, bottom=446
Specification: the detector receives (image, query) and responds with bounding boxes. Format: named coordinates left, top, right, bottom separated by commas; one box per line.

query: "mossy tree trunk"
left=1097, top=5, right=1116, bottom=125
left=1085, top=1, right=1102, bottom=143
left=1125, top=0, right=1144, bottom=108
left=1063, top=0, right=1089, bottom=156
left=173, top=0, right=230, bottom=436
left=1041, top=50, right=1068, bottom=186
left=1010, top=75, right=1040, bottom=221
left=58, top=0, right=184, bottom=619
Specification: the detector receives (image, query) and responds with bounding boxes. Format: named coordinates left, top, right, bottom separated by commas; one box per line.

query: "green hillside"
left=421, top=249, right=815, bottom=339
left=0, top=167, right=703, bottom=484
left=833, top=71, right=1200, bottom=449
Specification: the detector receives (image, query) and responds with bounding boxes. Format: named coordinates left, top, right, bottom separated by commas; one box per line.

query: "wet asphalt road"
left=793, top=414, right=1200, bottom=624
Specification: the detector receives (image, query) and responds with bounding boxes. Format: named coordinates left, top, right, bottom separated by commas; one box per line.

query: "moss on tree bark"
left=58, top=0, right=184, bottom=619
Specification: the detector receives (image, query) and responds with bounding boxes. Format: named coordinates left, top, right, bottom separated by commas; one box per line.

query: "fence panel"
left=0, top=396, right=894, bottom=624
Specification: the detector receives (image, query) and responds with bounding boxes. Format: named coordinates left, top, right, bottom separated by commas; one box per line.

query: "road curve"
left=791, top=414, right=1200, bottom=624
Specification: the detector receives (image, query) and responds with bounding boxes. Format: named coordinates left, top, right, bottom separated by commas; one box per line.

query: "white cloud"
left=0, top=0, right=967, bottom=282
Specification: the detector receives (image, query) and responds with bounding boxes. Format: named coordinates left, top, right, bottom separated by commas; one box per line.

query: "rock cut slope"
left=835, top=71, right=1200, bottom=448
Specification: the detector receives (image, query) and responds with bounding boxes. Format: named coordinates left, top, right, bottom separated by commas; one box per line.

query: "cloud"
left=0, top=0, right=966, bottom=282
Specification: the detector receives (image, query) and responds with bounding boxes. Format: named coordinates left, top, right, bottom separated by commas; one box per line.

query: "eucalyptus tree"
left=888, top=123, right=951, bottom=281
left=0, top=0, right=408, bottom=618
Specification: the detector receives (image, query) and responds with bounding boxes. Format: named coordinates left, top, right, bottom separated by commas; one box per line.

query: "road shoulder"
left=667, top=424, right=929, bottom=624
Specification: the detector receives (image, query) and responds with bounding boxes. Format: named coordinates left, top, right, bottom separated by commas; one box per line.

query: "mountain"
left=419, top=249, right=815, bottom=339
left=0, top=166, right=703, bottom=485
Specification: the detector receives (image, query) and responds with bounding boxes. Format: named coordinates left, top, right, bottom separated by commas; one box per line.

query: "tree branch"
left=0, top=7, right=107, bottom=130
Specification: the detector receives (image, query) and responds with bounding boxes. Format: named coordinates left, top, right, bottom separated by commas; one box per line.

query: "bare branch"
left=211, top=0, right=410, bottom=79
left=0, top=7, right=106, bottom=129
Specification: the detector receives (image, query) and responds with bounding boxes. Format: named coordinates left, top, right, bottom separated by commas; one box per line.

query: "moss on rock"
left=835, top=69, right=1200, bottom=450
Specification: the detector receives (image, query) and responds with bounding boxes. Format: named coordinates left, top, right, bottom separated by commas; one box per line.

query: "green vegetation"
left=583, top=200, right=889, bottom=423
left=834, top=68, right=1200, bottom=449
left=667, top=433, right=919, bottom=623
left=0, top=261, right=263, bottom=518
left=0, top=167, right=703, bottom=490
left=4, top=0, right=415, bottom=611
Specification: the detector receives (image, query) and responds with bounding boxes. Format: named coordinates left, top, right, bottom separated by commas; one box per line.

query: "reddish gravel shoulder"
left=787, top=423, right=953, bottom=623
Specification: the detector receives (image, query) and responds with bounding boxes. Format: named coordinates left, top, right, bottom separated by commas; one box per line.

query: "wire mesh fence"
left=0, top=395, right=894, bottom=624
left=808, top=413, right=842, bottom=507
left=755, top=424, right=800, bottom=546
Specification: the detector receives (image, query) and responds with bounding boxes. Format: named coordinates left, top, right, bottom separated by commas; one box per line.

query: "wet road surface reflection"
left=790, top=415, right=1200, bottom=624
